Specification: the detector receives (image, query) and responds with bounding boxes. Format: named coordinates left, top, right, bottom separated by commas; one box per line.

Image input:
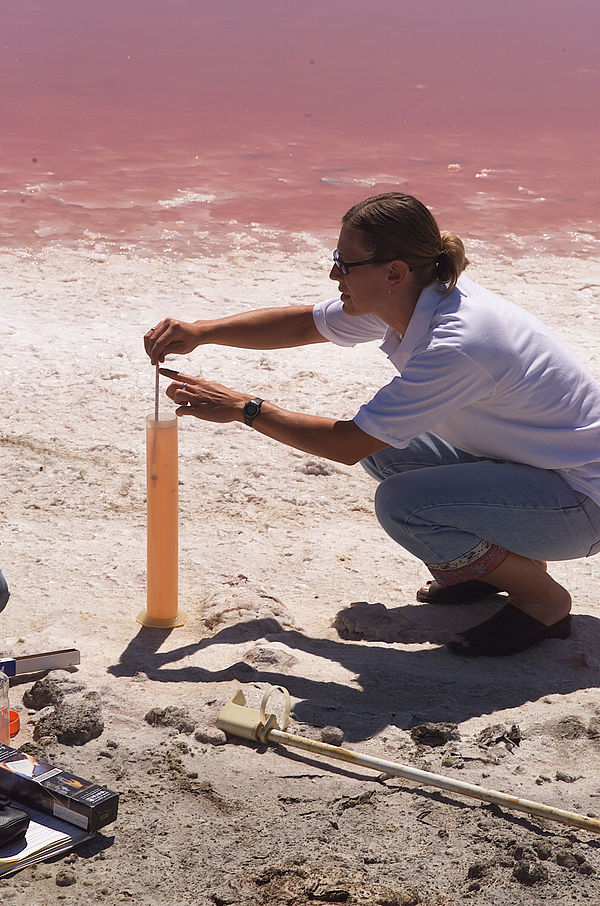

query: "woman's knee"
left=373, top=474, right=417, bottom=535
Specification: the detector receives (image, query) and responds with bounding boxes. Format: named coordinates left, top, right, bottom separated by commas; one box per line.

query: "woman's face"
left=329, top=224, right=393, bottom=318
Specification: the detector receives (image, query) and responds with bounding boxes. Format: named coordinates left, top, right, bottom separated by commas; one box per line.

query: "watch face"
left=243, top=398, right=263, bottom=426
left=243, top=399, right=263, bottom=425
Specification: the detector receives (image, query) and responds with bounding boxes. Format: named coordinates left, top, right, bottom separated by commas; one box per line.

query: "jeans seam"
left=408, top=500, right=589, bottom=516
left=395, top=499, right=589, bottom=562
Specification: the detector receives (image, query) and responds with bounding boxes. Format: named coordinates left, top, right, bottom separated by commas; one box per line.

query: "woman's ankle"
left=483, top=553, right=570, bottom=625
left=507, top=585, right=571, bottom=626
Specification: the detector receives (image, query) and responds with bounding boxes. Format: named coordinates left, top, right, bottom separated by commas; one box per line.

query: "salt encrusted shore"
left=1, top=242, right=599, bottom=904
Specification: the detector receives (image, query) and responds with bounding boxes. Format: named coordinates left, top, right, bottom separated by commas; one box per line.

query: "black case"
left=0, top=744, right=118, bottom=832
left=0, top=795, right=30, bottom=845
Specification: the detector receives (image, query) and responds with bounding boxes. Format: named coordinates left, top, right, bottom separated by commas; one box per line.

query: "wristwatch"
left=243, top=397, right=264, bottom=427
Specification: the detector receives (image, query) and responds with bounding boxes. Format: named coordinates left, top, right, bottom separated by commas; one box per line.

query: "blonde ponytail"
left=436, top=231, right=469, bottom=292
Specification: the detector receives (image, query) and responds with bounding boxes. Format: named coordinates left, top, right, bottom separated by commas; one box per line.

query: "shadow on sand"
left=108, top=599, right=600, bottom=743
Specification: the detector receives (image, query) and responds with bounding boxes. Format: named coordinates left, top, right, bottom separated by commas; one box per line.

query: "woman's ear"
left=387, top=259, right=412, bottom=288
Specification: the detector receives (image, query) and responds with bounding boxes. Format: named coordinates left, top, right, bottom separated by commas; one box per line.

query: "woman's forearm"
left=160, top=372, right=387, bottom=465
left=146, top=305, right=327, bottom=363
left=249, top=402, right=385, bottom=465
left=194, top=306, right=327, bottom=349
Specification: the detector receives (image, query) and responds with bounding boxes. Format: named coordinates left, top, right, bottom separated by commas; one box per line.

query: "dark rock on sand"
left=587, top=716, right=600, bottom=738
left=467, top=862, right=487, bottom=879
left=555, top=770, right=577, bottom=782
left=512, top=860, right=548, bottom=885
left=55, top=868, right=77, bottom=887
left=23, top=675, right=86, bottom=710
left=555, top=848, right=586, bottom=869
left=145, top=705, right=196, bottom=734
left=410, top=722, right=460, bottom=747
left=32, top=691, right=104, bottom=745
left=321, top=726, right=345, bottom=746
left=477, top=723, right=521, bottom=747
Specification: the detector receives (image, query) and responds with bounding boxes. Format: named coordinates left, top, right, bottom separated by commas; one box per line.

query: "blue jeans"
left=362, top=433, right=600, bottom=576
left=0, top=570, right=9, bottom=614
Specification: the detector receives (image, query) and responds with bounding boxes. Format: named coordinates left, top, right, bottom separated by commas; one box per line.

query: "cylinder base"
left=136, top=608, right=188, bottom=629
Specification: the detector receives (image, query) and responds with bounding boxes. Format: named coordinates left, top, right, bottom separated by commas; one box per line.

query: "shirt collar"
left=379, top=282, right=447, bottom=370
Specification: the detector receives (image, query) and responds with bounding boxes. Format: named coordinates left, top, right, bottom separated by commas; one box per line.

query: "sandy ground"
left=1, top=240, right=600, bottom=905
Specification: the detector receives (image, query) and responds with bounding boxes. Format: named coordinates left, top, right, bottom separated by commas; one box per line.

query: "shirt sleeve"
left=312, top=298, right=387, bottom=346
left=354, top=346, right=496, bottom=446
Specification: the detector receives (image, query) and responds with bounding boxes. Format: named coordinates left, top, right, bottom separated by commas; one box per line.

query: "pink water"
left=2, top=0, right=598, bottom=256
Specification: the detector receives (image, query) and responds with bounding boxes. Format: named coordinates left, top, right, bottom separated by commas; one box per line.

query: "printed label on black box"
left=53, top=802, right=89, bottom=829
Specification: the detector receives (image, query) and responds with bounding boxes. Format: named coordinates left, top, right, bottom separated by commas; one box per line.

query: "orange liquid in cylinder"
left=146, top=414, right=178, bottom=620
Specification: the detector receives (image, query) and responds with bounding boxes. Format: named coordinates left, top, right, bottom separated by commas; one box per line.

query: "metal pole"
left=267, top=728, right=600, bottom=834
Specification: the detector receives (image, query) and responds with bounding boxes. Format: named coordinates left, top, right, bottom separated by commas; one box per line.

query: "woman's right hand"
left=144, top=318, right=205, bottom=364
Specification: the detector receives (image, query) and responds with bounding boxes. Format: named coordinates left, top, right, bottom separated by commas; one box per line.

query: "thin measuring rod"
left=154, top=363, right=160, bottom=421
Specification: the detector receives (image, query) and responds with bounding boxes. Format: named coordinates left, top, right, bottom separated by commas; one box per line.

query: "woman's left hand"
left=160, top=369, right=250, bottom=423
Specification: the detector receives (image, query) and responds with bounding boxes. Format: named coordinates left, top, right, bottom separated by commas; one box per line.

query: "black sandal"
left=447, top=603, right=572, bottom=656
left=416, top=579, right=501, bottom=605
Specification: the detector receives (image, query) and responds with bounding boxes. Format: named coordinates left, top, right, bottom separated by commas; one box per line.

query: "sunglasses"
left=332, top=249, right=403, bottom=276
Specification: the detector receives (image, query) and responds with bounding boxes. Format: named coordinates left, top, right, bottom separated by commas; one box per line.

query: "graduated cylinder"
left=137, top=413, right=187, bottom=628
